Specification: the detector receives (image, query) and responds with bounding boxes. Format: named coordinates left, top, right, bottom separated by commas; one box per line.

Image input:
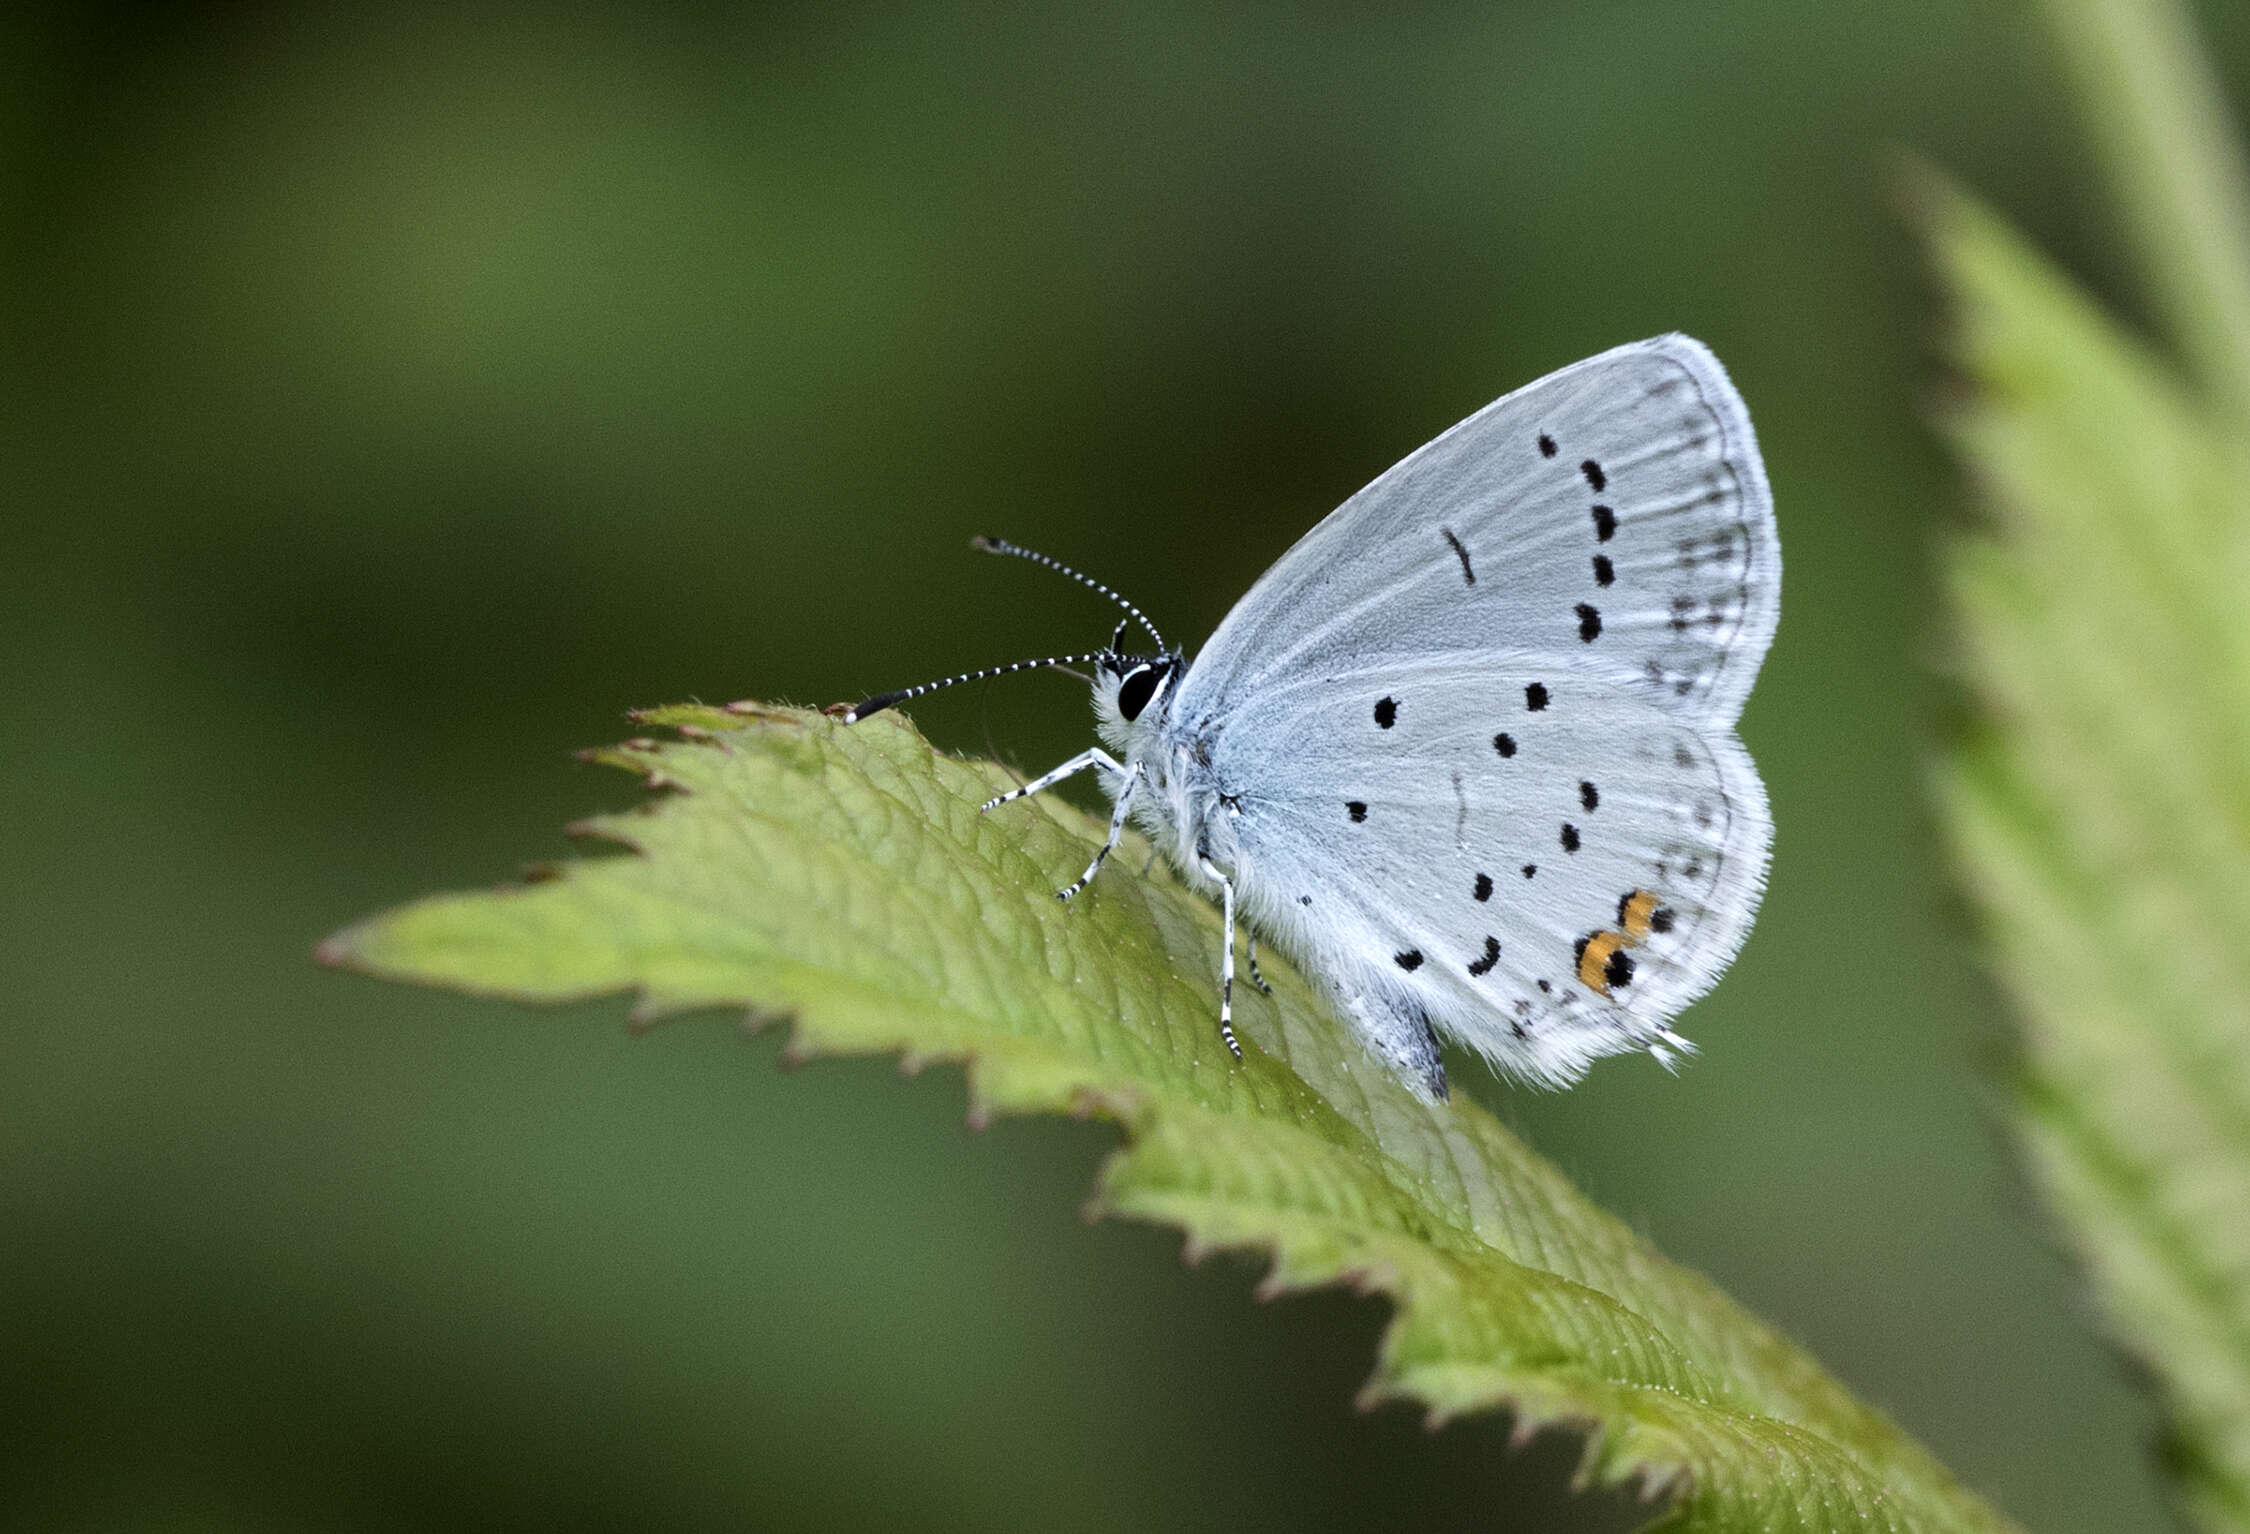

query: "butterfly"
left=839, top=335, right=1778, bottom=1101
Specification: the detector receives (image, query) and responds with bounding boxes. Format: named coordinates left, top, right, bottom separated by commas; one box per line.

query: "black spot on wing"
left=1466, top=936, right=1501, bottom=977
left=1394, top=949, right=1424, bottom=972
left=1560, top=823, right=1581, bottom=853
left=1441, top=527, right=1476, bottom=585
left=1525, top=682, right=1549, bottom=711
left=1346, top=800, right=1367, bottom=823
left=1492, top=732, right=1516, bottom=757
left=1592, top=505, right=1617, bottom=541
left=1593, top=553, right=1614, bottom=587
left=1581, top=459, right=1606, bottom=492
left=1521, top=863, right=1537, bottom=879
left=1374, top=696, right=1397, bottom=728
left=1473, top=872, right=1493, bottom=902
left=1605, top=947, right=1636, bottom=988
left=1538, top=433, right=1557, bottom=457
left=1576, top=604, right=1603, bottom=642
left=1579, top=780, right=1600, bottom=811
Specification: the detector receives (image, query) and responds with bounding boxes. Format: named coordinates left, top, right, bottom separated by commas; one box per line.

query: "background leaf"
left=327, top=701, right=2020, bottom=1533
left=1930, top=23, right=2250, bottom=1517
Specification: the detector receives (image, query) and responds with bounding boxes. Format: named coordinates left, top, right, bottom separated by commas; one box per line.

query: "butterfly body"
left=848, top=335, right=1777, bottom=1102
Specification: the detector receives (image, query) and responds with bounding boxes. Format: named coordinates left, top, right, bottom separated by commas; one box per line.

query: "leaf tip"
left=625, top=999, right=683, bottom=1036
left=311, top=926, right=364, bottom=972
left=563, top=817, right=646, bottom=854
left=741, top=1004, right=788, bottom=1040
left=1635, top=1466, right=1686, bottom=1503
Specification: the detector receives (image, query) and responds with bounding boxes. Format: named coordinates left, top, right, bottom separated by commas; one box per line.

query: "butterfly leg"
left=1196, top=855, right=1247, bottom=1061
left=980, top=748, right=1125, bottom=813
left=1244, top=933, right=1274, bottom=995
left=1055, top=760, right=1141, bottom=901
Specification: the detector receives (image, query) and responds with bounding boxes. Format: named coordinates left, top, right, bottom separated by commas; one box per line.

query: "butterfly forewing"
left=1170, top=334, right=1778, bottom=734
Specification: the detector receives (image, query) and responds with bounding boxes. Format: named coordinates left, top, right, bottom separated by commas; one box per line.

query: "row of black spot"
left=1543, top=431, right=1614, bottom=641
left=1391, top=935, right=1503, bottom=979
left=1364, top=861, right=1547, bottom=981
left=1341, top=793, right=1581, bottom=856
left=1368, top=683, right=1546, bottom=739
left=1353, top=685, right=1600, bottom=857
left=1536, top=432, right=1606, bottom=492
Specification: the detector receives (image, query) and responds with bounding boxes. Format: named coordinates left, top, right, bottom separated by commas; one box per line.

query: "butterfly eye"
left=1116, top=664, right=1164, bottom=722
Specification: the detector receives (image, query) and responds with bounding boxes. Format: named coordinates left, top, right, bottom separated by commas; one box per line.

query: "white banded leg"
left=980, top=748, right=1124, bottom=813
left=1245, top=933, right=1273, bottom=995
left=1197, top=856, right=1246, bottom=1061
left=1056, top=760, right=1141, bottom=901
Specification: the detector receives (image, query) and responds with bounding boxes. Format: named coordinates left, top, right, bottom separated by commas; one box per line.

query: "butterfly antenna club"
left=972, top=536, right=1166, bottom=651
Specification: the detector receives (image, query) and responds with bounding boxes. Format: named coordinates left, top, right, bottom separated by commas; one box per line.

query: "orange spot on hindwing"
left=1618, top=889, right=1665, bottom=940
left=1575, top=931, right=1633, bottom=995
left=1576, top=891, right=1674, bottom=996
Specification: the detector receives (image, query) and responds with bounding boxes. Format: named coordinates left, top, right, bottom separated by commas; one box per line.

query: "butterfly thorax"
left=1091, top=649, right=1237, bottom=878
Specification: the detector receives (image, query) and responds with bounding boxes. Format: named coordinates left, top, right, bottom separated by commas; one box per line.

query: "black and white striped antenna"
left=834, top=650, right=1115, bottom=724
left=831, top=538, right=1167, bottom=723
left=972, top=536, right=1166, bottom=652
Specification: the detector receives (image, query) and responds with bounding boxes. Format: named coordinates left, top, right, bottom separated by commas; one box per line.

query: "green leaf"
left=1928, top=178, right=2250, bottom=1533
left=325, top=700, right=2018, bottom=1532
left=2034, top=0, right=2250, bottom=431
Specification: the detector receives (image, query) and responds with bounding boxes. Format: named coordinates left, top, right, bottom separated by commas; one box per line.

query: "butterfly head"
left=831, top=539, right=1179, bottom=743
left=1092, top=647, right=1181, bottom=750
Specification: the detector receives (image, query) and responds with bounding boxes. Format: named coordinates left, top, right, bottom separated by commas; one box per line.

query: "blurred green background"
left=6, top=2, right=2239, bottom=1529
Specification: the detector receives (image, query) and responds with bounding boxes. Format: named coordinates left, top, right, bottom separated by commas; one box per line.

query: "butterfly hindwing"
left=1203, top=654, right=1771, bottom=1087
left=1171, top=334, right=1778, bottom=734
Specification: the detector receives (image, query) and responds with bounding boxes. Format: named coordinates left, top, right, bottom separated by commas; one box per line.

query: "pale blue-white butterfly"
left=838, top=335, right=1777, bottom=1100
